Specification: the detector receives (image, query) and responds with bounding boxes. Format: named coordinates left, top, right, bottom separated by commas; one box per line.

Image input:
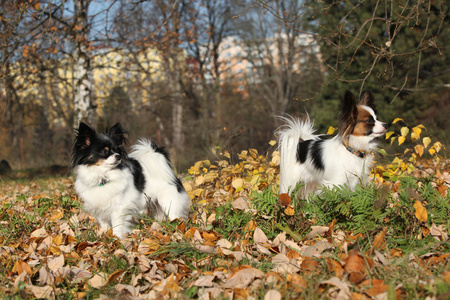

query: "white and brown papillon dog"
left=71, top=122, right=190, bottom=238
left=278, top=91, right=387, bottom=197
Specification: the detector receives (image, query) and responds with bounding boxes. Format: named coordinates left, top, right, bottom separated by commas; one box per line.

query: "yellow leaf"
left=165, top=273, right=181, bottom=293
left=423, top=137, right=431, bottom=149
left=414, top=201, right=428, bottom=222
left=412, top=127, right=422, bottom=137
left=269, top=140, right=277, bottom=146
left=433, top=142, right=442, bottom=153
left=232, top=178, right=244, bottom=189
left=392, top=118, right=403, bottom=124
left=327, top=126, right=336, bottom=135
left=428, top=148, right=436, bottom=155
left=244, top=220, right=257, bottom=232
left=414, top=145, right=424, bottom=157
left=203, top=231, right=218, bottom=242
left=50, top=245, right=61, bottom=255
left=52, top=234, right=63, bottom=246
left=385, top=131, right=394, bottom=139
left=284, top=206, right=295, bottom=216
left=400, top=127, right=409, bottom=137
left=390, top=136, right=397, bottom=145
left=398, top=136, right=406, bottom=145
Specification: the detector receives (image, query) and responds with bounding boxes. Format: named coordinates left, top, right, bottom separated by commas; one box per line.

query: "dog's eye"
left=366, top=118, right=375, bottom=125
left=100, top=148, right=109, bottom=156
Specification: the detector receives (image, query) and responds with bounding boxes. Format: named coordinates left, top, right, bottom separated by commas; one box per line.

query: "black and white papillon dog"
left=71, top=122, right=190, bottom=238
left=278, top=91, right=387, bottom=197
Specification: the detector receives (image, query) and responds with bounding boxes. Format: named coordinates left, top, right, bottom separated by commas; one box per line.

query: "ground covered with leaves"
left=1, top=143, right=449, bottom=299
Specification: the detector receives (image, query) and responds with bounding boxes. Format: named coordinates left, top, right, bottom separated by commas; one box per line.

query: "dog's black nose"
left=382, top=123, right=388, bottom=129
left=114, top=153, right=121, bottom=160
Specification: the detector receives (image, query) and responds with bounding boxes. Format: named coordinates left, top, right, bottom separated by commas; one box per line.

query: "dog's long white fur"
left=130, top=139, right=190, bottom=221
left=278, top=116, right=379, bottom=195
left=278, top=116, right=318, bottom=194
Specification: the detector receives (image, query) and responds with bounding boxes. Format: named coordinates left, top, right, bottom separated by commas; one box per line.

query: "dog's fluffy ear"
left=76, top=122, right=96, bottom=148
left=359, top=90, right=375, bottom=110
left=339, top=91, right=358, bottom=137
left=107, top=122, right=129, bottom=145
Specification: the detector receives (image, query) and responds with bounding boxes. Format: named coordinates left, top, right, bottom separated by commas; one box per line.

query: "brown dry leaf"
left=320, top=277, right=351, bottom=300
left=75, top=241, right=100, bottom=252
left=279, top=193, right=291, bottom=206
left=430, top=223, right=448, bottom=242
left=326, top=258, right=344, bottom=277
left=244, top=219, right=257, bottom=233
left=38, top=266, right=54, bottom=286
left=254, top=227, right=269, bottom=244
left=443, top=271, right=450, bottom=285
left=390, top=248, right=403, bottom=258
left=184, top=227, right=199, bottom=239
left=272, top=253, right=301, bottom=273
left=344, top=249, right=372, bottom=284
left=221, top=248, right=255, bottom=262
left=414, top=200, right=428, bottom=222
left=202, top=231, right=218, bottom=242
left=115, top=284, right=140, bottom=297
left=301, top=257, right=320, bottom=272
left=231, top=197, right=250, bottom=210
left=106, top=269, right=126, bottom=285
left=12, top=260, right=33, bottom=275
left=370, top=227, right=387, bottom=254
left=31, top=227, right=47, bottom=238
left=264, top=289, right=281, bottom=300
left=165, top=273, right=181, bottom=293
left=47, top=255, right=64, bottom=272
left=27, top=285, right=54, bottom=299
left=286, top=249, right=301, bottom=260
left=177, top=221, right=186, bottom=233
left=302, top=240, right=334, bottom=257
left=88, top=273, right=107, bottom=288
left=362, top=279, right=388, bottom=297
left=307, top=226, right=329, bottom=238
left=49, top=209, right=64, bottom=221
left=234, top=288, right=249, bottom=298
left=193, top=275, right=215, bottom=287
left=286, top=273, right=308, bottom=292
left=437, top=184, right=447, bottom=197
left=223, top=267, right=264, bottom=289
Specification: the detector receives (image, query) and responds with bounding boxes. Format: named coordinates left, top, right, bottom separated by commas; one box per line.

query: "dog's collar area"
left=344, top=144, right=367, bottom=158
left=99, top=178, right=110, bottom=186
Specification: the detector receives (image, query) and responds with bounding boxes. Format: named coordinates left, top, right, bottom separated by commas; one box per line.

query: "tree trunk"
left=73, top=0, right=95, bottom=127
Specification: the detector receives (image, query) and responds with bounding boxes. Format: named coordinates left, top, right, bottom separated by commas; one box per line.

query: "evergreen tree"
left=302, top=0, right=449, bottom=142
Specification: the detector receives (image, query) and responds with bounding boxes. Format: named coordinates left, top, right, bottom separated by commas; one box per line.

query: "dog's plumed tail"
left=277, top=116, right=318, bottom=194
left=130, top=139, right=190, bottom=221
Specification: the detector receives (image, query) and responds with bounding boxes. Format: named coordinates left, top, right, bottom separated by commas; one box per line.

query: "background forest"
left=1, top=0, right=448, bottom=171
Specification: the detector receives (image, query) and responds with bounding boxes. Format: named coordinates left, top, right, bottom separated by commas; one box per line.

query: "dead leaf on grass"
left=414, top=200, right=428, bottom=222
left=370, top=227, right=387, bottom=254
left=223, top=267, right=264, bottom=289
left=27, top=285, right=54, bottom=299
left=264, top=289, right=281, bottom=300
left=430, top=223, right=448, bottom=242
left=307, top=226, right=329, bottom=238
left=320, top=277, right=351, bottom=300
left=344, top=249, right=373, bottom=284
left=193, top=275, right=215, bottom=287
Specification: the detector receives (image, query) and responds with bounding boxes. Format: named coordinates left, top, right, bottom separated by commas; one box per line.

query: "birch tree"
left=72, top=0, right=95, bottom=126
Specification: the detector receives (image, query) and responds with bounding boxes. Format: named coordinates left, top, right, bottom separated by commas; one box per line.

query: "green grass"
left=0, top=173, right=449, bottom=299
